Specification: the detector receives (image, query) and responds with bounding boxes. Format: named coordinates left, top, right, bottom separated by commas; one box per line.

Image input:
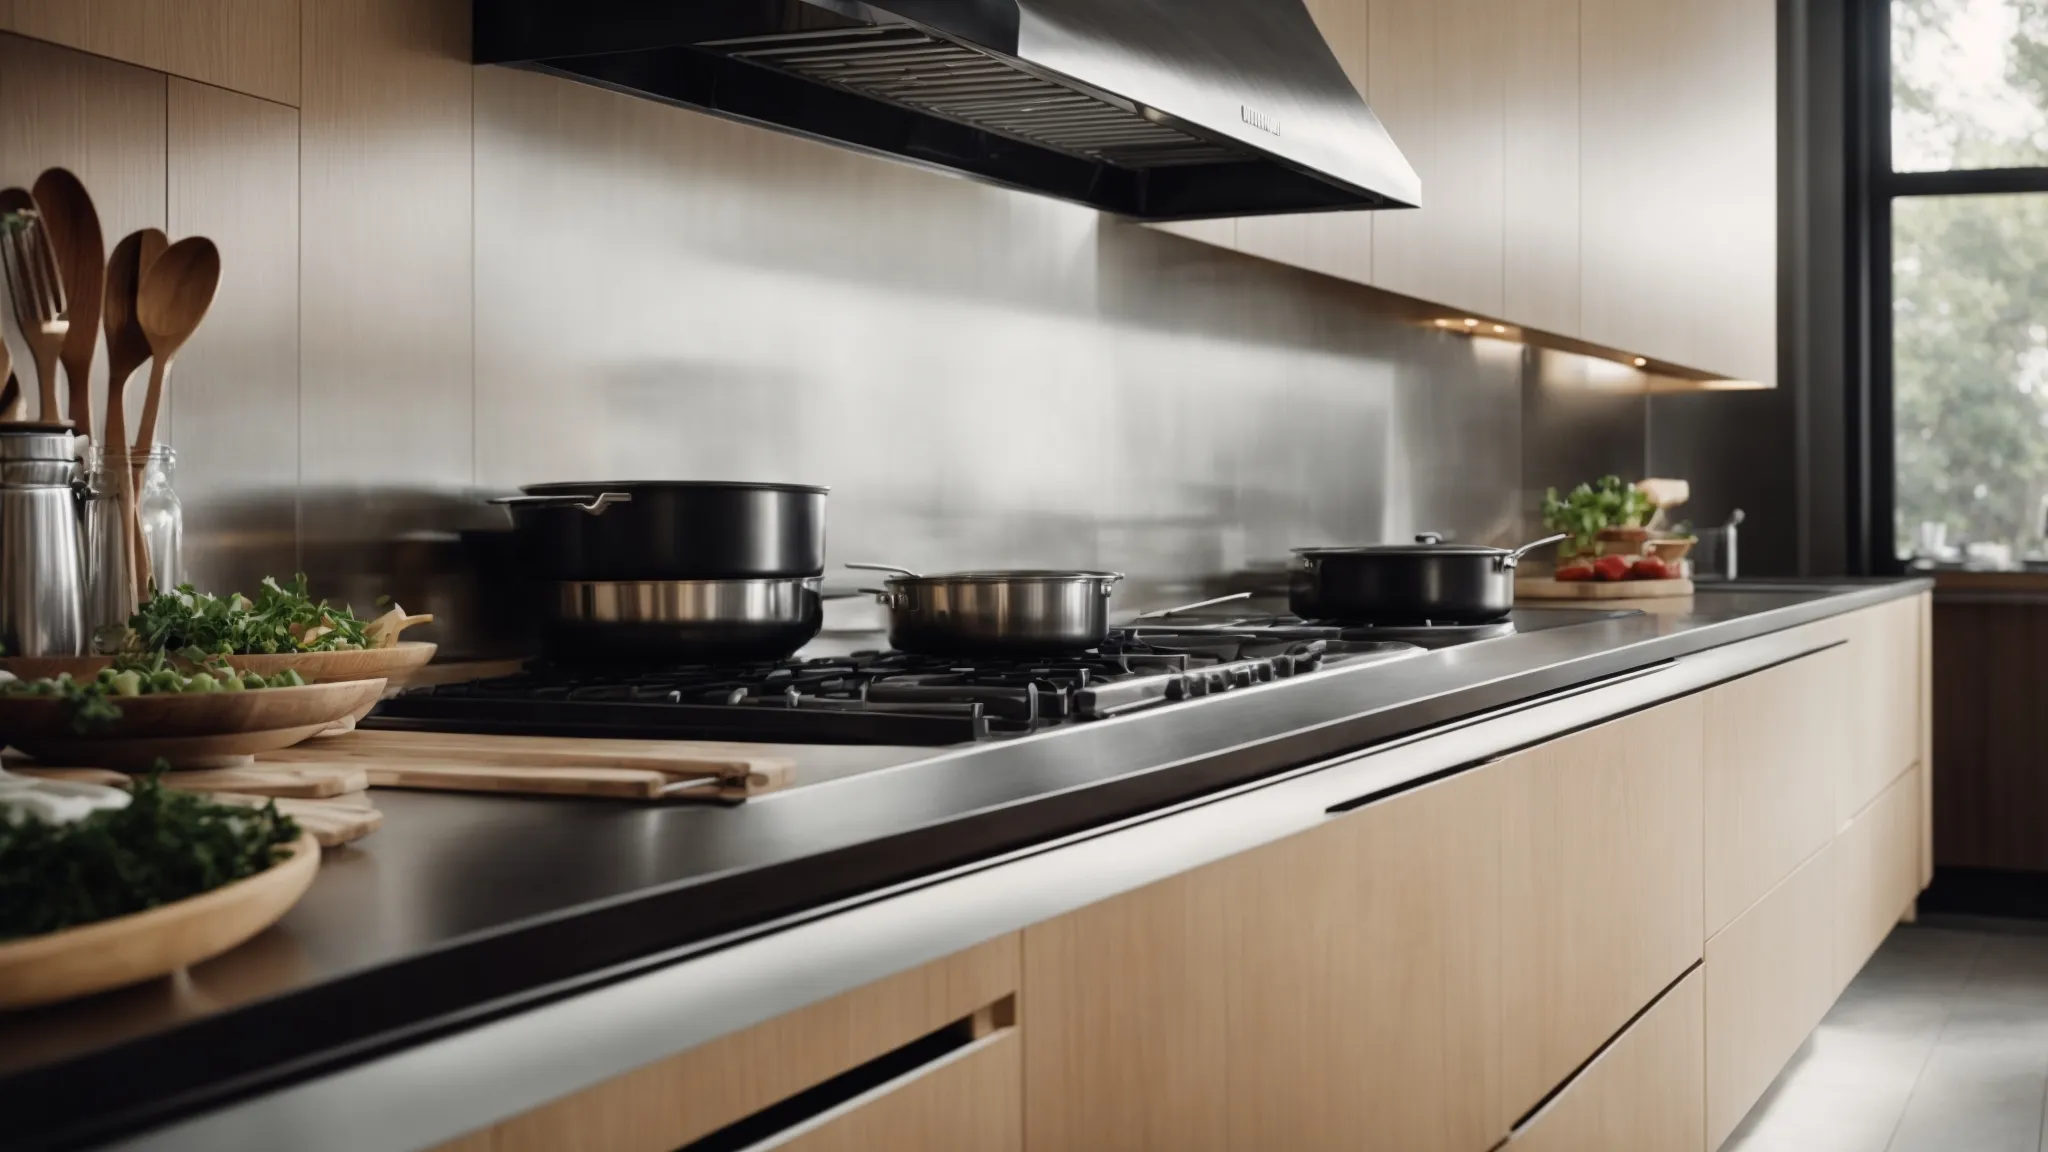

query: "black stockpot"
left=495, top=481, right=829, bottom=582
left=1290, top=532, right=1569, bottom=624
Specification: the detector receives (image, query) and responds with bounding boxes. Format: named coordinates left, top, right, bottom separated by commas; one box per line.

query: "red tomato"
left=1555, top=563, right=1595, bottom=581
left=1594, top=554, right=1633, bottom=581
left=1631, top=556, right=1671, bottom=580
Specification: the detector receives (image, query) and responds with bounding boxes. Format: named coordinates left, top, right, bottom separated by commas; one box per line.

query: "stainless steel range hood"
left=474, top=0, right=1421, bottom=220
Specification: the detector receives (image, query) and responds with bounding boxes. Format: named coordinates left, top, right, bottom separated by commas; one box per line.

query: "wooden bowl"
left=0, top=642, right=436, bottom=688
left=0, top=831, right=318, bottom=1010
left=0, top=679, right=387, bottom=770
left=1648, top=537, right=1697, bottom=563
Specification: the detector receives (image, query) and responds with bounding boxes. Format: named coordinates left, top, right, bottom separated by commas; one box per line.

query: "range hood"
left=474, top=0, right=1421, bottom=220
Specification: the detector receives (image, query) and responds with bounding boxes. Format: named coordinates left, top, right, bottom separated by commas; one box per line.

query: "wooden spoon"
left=33, top=169, right=104, bottom=440
left=130, top=236, right=220, bottom=596
left=102, top=228, right=168, bottom=474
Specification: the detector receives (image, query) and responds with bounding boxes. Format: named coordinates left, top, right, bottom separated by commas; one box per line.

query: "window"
left=1885, top=0, right=2048, bottom=565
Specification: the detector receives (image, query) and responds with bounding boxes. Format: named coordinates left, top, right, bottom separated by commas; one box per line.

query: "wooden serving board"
left=13, top=769, right=382, bottom=845
left=1516, top=577, right=1695, bottom=601
left=0, top=832, right=319, bottom=1010
left=261, top=729, right=796, bottom=802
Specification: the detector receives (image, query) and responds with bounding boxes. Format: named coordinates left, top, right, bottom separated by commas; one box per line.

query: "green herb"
left=1540, top=476, right=1657, bottom=555
left=0, top=653, right=309, bottom=734
left=0, top=768, right=300, bottom=940
left=129, top=574, right=374, bottom=655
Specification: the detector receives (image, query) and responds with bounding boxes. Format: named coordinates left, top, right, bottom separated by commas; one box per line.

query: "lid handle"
left=1415, top=532, right=1445, bottom=544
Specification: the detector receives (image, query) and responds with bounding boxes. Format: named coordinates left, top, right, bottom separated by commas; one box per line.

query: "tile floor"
left=1724, top=917, right=2048, bottom=1152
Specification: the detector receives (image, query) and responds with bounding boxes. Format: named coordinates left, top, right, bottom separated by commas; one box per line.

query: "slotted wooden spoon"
left=0, top=188, right=68, bottom=422
left=33, top=169, right=104, bottom=439
left=130, top=235, right=219, bottom=596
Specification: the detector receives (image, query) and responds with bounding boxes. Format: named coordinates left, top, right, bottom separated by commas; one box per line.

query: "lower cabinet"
left=1509, top=968, right=1706, bottom=1152
left=1704, top=845, right=1839, bottom=1150
left=1836, top=766, right=1924, bottom=994
left=431, top=935, right=1021, bottom=1152
left=1021, top=764, right=1506, bottom=1152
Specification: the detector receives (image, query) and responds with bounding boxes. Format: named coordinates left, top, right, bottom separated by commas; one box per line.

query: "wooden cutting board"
left=1516, top=577, right=1695, bottom=600
left=13, top=769, right=381, bottom=846
left=261, top=729, right=796, bottom=802
left=10, top=761, right=366, bottom=798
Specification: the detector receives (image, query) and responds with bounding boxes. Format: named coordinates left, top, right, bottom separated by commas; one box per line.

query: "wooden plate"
left=0, top=642, right=437, bottom=687
left=0, top=831, right=319, bottom=1009
left=1515, top=577, right=1695, bottom=600
left=0, top=679, right=387, bottom=770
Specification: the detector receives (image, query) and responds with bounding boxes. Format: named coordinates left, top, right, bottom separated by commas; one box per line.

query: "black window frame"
left=1851, top=0, right=2048, bottom=573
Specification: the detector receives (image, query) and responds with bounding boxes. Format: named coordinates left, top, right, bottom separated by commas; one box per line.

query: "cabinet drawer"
left=1837, top=598, right=1924, bottom=825
left=1509, top=968, right=1705, bottom=1152
left=1705, top=845, right=1837, bottom=1149
left=1836, top=765, right=1922, bottom=993
left=766, top=1028, right=1020, bottom=1152
left=1703, top=646, right=1846, bottom=934
left=1500, top=695, right=1705, bottom=1120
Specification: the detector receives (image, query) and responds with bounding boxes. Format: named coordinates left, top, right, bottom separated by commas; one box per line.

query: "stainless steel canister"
left=0, top=425, right=85, bottom=656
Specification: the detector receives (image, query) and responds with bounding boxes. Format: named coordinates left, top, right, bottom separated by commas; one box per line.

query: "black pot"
left=493, top=481, right=828, bottom=581
left=1291, top=532, right=1568, bottom=624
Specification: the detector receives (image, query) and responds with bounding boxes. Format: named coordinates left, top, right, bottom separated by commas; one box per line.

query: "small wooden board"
left=1516, top=577, right=1695, bottom=601
left=13, top=770, right=382, bottom=845
left=0, top=832, right=319, bottom=1009
left=264, top=729, right=796, bottom=802
left=14, top=763, right=367, bottom=799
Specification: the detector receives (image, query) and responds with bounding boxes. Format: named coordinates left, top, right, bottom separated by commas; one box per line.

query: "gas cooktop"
left=365, top=607, right=1638, bottom=746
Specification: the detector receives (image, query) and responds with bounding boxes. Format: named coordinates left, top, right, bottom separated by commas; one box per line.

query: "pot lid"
left=889, top=569, right=1125, bottom=583
left=1294, top=533, right=1511, bottom=557
left=522, top=480, right=830, bottom=495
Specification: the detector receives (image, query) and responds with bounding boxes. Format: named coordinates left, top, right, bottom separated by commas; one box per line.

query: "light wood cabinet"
left=1022, top=764, right=1506, bottom=1152
left=1509, top=969, right=1705, bottom=1152
left=1503, top=0, right=1581, bottom=336
left=435, top=935, right=1020, bottom=1152
left=1836, top=765, right=1922, bottom=994
left=1703, top=644, right=1846, bottom=935
left=1366, top=0, right=1506, bottom=314
left=1581, top=0, right=1777, bottom=383
left=1499, top=695, right=1705, bottom=1122
left=1705, top=844, right=1838, bottom=1151
left=1837, top=596, right=1924, bottom=826
left=0, top=0, right=299, bottom=106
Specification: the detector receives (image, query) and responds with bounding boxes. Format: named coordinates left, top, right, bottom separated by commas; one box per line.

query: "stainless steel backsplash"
left=262, top=68, right=1532, bottom=655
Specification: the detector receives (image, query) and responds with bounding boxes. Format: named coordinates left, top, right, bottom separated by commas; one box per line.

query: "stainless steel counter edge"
left=112, top=604, right=1879, bottom=1152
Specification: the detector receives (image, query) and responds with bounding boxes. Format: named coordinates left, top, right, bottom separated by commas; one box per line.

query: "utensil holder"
left=0, top=425, right=86, bottom=657
left=88, top=446, right=180, bottom=619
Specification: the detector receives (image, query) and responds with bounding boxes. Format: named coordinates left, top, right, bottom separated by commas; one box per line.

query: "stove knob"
left=1166, top=678, right=1188, bottom=701
left=1231, top=665, right=1254, bottom=688
left=1254, top=662, right=1275, bottom=683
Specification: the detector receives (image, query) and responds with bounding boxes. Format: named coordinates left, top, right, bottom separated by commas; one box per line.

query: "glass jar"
left=86, top=445, right=181, bottom=610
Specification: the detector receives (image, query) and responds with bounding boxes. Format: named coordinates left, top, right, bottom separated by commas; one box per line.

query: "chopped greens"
left=1540, top=476, right=1658, bottom=556
left=130, top=574, right=376, bottom=655
left=0, top=768, right=300, bottom=940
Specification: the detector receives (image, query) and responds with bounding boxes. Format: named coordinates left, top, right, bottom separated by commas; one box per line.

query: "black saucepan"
left=1291, top=532, right=1569, bottom=624
left=492, top=481, right=828, bottom=582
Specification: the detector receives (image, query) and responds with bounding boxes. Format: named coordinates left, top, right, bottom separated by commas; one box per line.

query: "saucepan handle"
left=489, top=492, right=633, bottom=515
left=1499, top=532, right=1572, bottom=571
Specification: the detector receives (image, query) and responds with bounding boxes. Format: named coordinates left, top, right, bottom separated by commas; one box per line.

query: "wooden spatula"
left=130, top=235, right=219, bottom=596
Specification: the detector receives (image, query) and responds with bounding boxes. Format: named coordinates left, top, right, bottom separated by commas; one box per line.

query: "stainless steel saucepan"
left=1291, top=531, right=1570, bottom=624
left=848, top=564, right=1125, bottom=656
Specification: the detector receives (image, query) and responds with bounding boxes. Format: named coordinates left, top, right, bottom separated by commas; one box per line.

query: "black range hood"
left=474, top=0, right=1421, bottom=220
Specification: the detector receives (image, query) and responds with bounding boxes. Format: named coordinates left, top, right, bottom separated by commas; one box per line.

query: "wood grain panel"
left=776, top=1031, right=1020, bottom=1152
left=299, top=0, right=472, bottom=493
left=1219, top=765, right=1506, bottom=1151
left=1579, top=0, right=1683, bottom=366
left=1500, top=695, right=1705, bottom=1122
left=1705, top=844, right=1837, bottom=1150
left=0, top=34, right=165, bottom=422
left=1919, top=593, right=1934, bottom=888
left=1838, top=597, right=1922, bottom=825
left=1023, top=765, right=1505, bottom=1152
left=1510, top=969, right=1704, bottom=1152
left=1021, top=871, right=1228, bottom=1152
left=1504, top=0, right=1580, bottom=337
left=461, top=935, right=1017, bottom=1152
left=1835, top=765, right=1921, bottom=994
left=166, top=78, right=299, bottom=595
left=2, top=0, right=297, bottom=106
left=1703, top=645, right=1845, bottom=934
left=1368, top=0, right=1506, bottom=314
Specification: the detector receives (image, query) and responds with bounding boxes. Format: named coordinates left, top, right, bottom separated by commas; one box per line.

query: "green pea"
left=149, top=669, right=181, bottom=693
left=110, top=671, right=143, bottom=697
left=187, top=672, right=221, bottom=693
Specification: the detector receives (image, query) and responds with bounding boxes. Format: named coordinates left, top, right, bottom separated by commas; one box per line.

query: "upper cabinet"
left=1366, top=0, right=1506, bottom=316
left=1581, top=0, right=1777, bottom=384
left=1149, top=0, right=1777, bottom=386
left=0, top=0, right=300, bottom=106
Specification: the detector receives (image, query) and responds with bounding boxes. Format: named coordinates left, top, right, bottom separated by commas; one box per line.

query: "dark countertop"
left=2, top=577, right=1931, bottom=1151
